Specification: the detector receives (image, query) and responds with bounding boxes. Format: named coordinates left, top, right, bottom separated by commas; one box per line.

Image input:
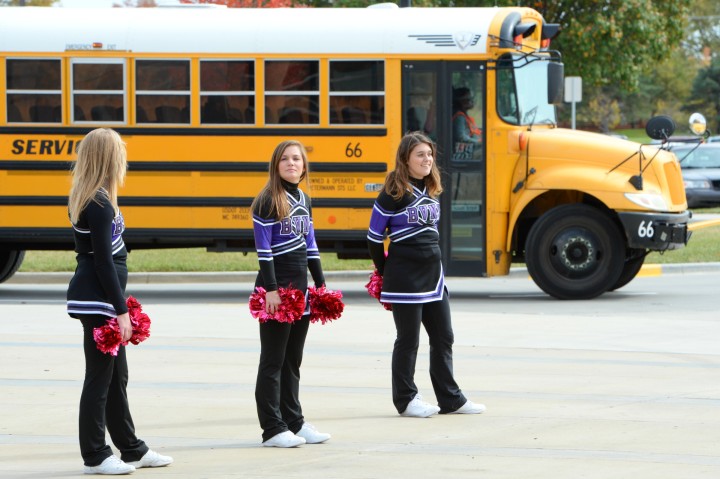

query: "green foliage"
left=620, top=48, right=701, bottom=128
left=687, top=57, right=720, bottom=133
left=578, top=87, right=620, bottom=133
left=540, top=0, right=690, bottom=90
left=685, top=0, right=720, bottom=57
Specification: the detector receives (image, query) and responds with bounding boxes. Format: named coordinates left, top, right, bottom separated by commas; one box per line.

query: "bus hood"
left=514, top=127, right=687, bottom=211
left=520, top=128, right=662, bottom=166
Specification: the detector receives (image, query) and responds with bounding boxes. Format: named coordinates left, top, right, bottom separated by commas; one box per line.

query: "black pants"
left=79, top=316, right=148, bottom=466
left=255, top=315, right=310, bottom=442
left=391, top=293, right=466, bottom=414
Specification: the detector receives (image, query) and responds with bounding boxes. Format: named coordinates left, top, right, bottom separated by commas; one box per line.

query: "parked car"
left=706, top=135, right=720, bottom=143
left=671, top=143, right=720, bottom=207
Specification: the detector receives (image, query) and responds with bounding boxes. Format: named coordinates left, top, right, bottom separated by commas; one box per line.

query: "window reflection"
left=6, top=59, right=61, bottom=123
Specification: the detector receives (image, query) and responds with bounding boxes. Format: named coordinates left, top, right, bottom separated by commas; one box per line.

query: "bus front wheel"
left=0, top=250, right=25, bottom=284
left=525, top=205, right=625, bottom=300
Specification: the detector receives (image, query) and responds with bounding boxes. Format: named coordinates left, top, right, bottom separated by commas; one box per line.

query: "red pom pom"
left=126, top=296, right=152, bottom=345
left=249, top=286, right=306, bottom=324
left=365, top=270, right=392, bottom=311
left=126, top=295, right=142, bottom=316
left=93, top=320, right=122, bottom=356
left=93, top=296, right=152, bottom=355
left=308, top=286, right=344, bottom=324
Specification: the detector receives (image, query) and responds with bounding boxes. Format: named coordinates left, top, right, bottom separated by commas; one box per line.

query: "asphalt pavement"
left=1, top=266, right=720, bottom=478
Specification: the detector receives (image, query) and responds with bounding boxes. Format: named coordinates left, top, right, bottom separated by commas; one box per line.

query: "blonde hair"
left=251, top=140, right=310, bottom=220
left=68, top=128, right=127, bottom=224
left=384, top=131, right=443, bottom=200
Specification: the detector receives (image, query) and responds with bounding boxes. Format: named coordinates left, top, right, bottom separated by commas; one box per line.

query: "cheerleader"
left=251, top=140, right=331, bottom=447
left=67, top=128, right=172, bottom=474
left=367, top=132, right=486, bottom=418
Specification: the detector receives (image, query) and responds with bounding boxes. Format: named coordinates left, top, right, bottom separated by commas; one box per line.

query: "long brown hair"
left=250, top=140, right=310, bottom=220
left=68, top=128, right=127, bottom=224
left=384, top=131, right=443, bottom=200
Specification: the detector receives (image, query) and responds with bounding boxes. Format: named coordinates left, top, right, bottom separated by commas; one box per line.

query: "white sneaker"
left=296, top=422, right=331, bottom=444
left=400, top=394, right=440, bottom=418
left=83, top=455, right=135, bottom=475
left=262, top=430, right=306, bottom=448
left=449, top=400, right=486, bottom=414
left=126, top=449, right=173, bottom=468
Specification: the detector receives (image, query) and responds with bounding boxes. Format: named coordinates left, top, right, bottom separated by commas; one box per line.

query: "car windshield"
left=674, top=147, right=720, bottom=168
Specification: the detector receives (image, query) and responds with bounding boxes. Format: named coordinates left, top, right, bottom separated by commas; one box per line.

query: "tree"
left=684, top=0, right=720, bottom=63
left=687, top=57, right=720, bottom=133
left=577, top=87, right=620, bottom=133
left=619, top=48, right=700, bottom=129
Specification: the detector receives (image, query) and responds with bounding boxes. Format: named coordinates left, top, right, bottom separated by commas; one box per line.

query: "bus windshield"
left=497, top=54, right=556, bottom=126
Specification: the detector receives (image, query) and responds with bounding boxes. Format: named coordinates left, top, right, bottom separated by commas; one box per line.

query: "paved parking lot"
left=1, top=272, right=719, bottom=478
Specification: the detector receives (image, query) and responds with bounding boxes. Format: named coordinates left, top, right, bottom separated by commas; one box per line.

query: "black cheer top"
left=66, top=192, right=128, bottom=318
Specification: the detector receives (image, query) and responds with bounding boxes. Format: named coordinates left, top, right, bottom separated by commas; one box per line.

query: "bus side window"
left=265, top=60, right=319, bottom=126
left=329, top=60, right=384, bottom=126
left=137, top=59, right=190, bottom=125
left=72, top=60, right=124, bottom=124
left=6, top=59, right=62, bottom=124
left=200, top=60, right=254, bottom=125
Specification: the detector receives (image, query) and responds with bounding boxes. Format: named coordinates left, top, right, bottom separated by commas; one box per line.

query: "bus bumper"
left=618, top=211, right=691, bottom=251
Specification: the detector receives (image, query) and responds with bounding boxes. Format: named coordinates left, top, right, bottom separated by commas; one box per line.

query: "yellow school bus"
left=0, top=5, right=690, bottom=298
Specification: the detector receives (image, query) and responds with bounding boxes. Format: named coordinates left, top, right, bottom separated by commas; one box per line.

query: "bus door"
left=402, top=61, right=486, bottom=276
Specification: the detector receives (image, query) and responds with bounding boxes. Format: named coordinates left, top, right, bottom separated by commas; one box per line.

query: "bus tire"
left=525, top=205, right=625, bottom=300
left=608, top=248, right=646, bottom=292
left=0, top=249, right=25, bottom=284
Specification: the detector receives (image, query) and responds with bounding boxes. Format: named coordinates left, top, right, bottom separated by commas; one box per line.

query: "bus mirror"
left=547, top=61, right=564, bottom=105
left=688, top=113, right=707, bottom=136
left=645, top=115, right=676, bottom=141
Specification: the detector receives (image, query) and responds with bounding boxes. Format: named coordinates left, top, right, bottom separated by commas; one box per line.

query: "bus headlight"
left=624, top=192, right=669, bottom=211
